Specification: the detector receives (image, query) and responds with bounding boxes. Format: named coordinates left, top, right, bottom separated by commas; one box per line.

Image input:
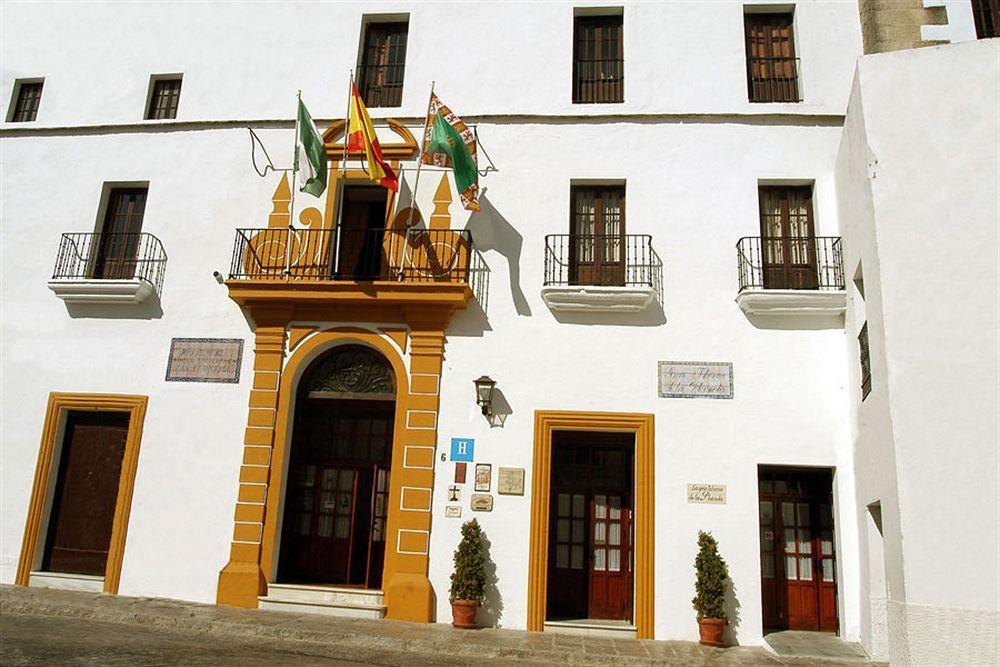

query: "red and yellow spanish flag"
left=347, top=84, right=398, bottom=192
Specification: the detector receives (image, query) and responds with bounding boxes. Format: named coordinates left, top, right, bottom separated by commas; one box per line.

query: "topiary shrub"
left=692, top=530, right=729, bottom=621
left=450, top=518, right=487, bottom=602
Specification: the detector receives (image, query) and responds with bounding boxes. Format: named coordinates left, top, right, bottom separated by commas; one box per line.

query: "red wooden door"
left=759, top=469, right=838, bottom=633
left=588, top=493, right=633, bottom=620
left=364, top=465, right=390, bottom=589
left=759, top=186, right=818, bottom=290
left=42, top=411, right=130, bottom=576
left=570, top=186, right=626, bottom=287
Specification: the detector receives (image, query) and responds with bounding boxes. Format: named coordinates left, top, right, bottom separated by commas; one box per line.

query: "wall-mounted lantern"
left=474, top=375, right=497, bottom=416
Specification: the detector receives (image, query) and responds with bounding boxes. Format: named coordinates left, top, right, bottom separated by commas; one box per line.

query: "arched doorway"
left=276, top=345, right=395, bottom=589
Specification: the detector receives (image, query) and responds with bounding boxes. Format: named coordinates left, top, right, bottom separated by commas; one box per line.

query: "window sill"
left=541, top=284, right=656, bottom=313
left=736, top=288, right=846, bottom=316
left=48, top=278, right=155, bottom=304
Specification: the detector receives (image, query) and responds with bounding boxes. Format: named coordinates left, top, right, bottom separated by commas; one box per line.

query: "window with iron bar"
left=745, top=12, right=800, bottom=103
left=10, top=80, right=43, bottom=122
left=573, top=14, right=624, bottom=104
left=146, top=77, right=182, bottom=120
left=858, top=322, right=872, bottom=400
left=358, top=21, right=408, bottom=108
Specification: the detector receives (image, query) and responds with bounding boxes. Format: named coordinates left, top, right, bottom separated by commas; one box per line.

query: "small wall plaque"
left=445, top=505, right=462, bottom=518
left=470, top=494, right=494, bottom=512
left=687, top=483, right=727, bottom=505
left=497, top=467, right=525, bottom=496
left=166, top=338, right=243, bottom=383
left=455, top=462, right=467, bottom=484
left=658, top=361, right=733, bottom=400
left=475, top=463, right=492, bottom=492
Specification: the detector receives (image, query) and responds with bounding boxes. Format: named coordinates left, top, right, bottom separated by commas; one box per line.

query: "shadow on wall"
left=65, top=296, right=164, bottom=320
left=465, top=190, right=531, bottom=317
left=485, top=387, right=512, bottom=429
left=724, top=576, right=742, bottom=647
left=744, top=312, right=844, bottom=331
left=477, top=532, right=504, bottom=628
left=447, top=295, right=492, bottom=338
left=549, top=300, right=667, bottom=327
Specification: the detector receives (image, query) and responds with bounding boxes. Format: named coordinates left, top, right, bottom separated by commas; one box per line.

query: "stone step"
left=544, top=619, right=638, bottom=639
left=258, top=583, right=385, bottom=620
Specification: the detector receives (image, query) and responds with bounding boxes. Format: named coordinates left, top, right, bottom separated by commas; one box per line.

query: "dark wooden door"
left=278, top=397, right=393, bottom=586
left=759, top=469, right=838, bottom=633
left=336, top=186, right=389, bottom=280
left=95, top=188, right=147, bottom=280
left=42, top=411, right=130, bottom=576
left=570, top=186, right=626, bottom=287
left=759, top=186, right=818, bottom=290
left=547, top=432, right=633, bottom=622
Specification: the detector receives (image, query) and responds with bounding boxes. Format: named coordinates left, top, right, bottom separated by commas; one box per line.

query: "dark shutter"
left=746, top=14, right=800, bottom=103
left=358, top=22, right=408, bottom=108
left=95, top=188, right=148, bottom=279
left=11, top=81, right=43, bottom=122
left=147, top=78, right=182, bottom=120
left=573, top=15, right=624, bottom=104
left=972, top=0, right=1000, bottom=38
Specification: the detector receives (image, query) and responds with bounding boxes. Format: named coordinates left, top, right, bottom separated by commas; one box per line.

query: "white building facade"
left=1, top=1, right=996, bottom=663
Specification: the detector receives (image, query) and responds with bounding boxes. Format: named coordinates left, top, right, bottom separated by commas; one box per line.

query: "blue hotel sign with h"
left=450, top=438, right=474, bottom=462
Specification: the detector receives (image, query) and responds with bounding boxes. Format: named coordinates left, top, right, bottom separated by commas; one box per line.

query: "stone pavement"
left=0, top=585, right=879, bottom=666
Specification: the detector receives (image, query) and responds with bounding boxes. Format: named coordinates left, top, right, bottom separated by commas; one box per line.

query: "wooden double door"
left=43, top=411, right=130, bottom=576
left=547, top=432, right=633, bottom=621
left=569, top=186, right=626, bottom=287
left=95, top=187, right=147, bottom=280
left=278, top=398, right=392, bottom=589
left=759, top=468, right=838, bottom=632
left=759, top=186, right=818, bottom=290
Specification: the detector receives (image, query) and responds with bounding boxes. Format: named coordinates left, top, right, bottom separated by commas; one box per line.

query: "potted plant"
left=449, top=518, right=487, bottom=628
left=692, top=530, right=729, bottom=647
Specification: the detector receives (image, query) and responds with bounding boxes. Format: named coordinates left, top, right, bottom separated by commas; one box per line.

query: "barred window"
left=858, top=322, right=872, bottom=400
left=146, top=77, right=182, bottom=120
left=10, top=81, right=43, bottom=122
left=358, top=21, right=408, bottom=108
left=745, top=13, right=800, bottom=103
left=972, top=0, right=999, bottom=38
left=573, top=14, right=624, bottom=104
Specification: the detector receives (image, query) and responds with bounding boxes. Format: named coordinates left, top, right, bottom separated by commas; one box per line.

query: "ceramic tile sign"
left=471, top=494, right=494, bottom=512
left=497, top=467, right=525, bottom=496
left=475, top=464, right=492, bottom=492
left=687, top=483, right=727, bottom=505
left=658, top=361, right=733, bottom=400
left=445, top=505, right=462, bottom=518
left=454, top=462, right=467, bottom=484
left=450, top=438, right=475, bottom=462
left=165, top=338, right=243, bottom=383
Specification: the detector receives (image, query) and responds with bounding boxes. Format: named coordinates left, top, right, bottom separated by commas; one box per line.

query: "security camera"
left=213, top=271, right=224, bottom=284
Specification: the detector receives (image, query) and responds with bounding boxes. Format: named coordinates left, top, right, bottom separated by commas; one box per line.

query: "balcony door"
left=569, top=185, right=626, bottom=287
left=336, top=185, right=390, bottom=280
left=759, top=185, right=818, bottom=290
left=95, top=188, right=147, bottom=280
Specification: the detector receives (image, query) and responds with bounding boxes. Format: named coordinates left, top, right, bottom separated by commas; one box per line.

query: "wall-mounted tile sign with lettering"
left=687, top=483, right=727, bottom=505
left=471, top=494, right=494, bottom=512
left=658, top=361, right=733, bottom=399
left=475, top=463, right=491, bottom=492
left=497, top=467, right=525, bottom=495
left=450, top=438, right=474, bottom=462
left=166, top=338, right=243, bottom=383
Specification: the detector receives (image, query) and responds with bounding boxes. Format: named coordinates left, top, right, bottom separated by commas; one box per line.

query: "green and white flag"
left=296, top=99, right=327, bottom=197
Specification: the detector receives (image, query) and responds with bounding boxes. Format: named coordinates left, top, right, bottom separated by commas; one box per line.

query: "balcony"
left=48, top=232, right=167, bottom=304
left=227, top=227, right=489, bottom=312
left=736, top=236, right=846, bottom=317
left=542, top=234, right=662, bottom=313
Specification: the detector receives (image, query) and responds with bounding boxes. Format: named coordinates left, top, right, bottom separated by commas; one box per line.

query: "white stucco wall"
left=837, top=39, right=1000, bottom=666
left=1, top=0, right=873, bottom=648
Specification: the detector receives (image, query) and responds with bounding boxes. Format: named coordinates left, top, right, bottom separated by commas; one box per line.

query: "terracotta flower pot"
left=698, top=618, right=726, bottom=647
left=450, top=599, right=479, bottom=629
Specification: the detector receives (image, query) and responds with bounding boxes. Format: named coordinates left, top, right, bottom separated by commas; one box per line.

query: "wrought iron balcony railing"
left=544, top=233, right=663, bottom=298
left=52, top=232, right=168, bottom=297
left=737, top=236, right=844, bottom=292
left=747, top=56, right=801, bottom=103
left=229, top=227, right=489, bottom=307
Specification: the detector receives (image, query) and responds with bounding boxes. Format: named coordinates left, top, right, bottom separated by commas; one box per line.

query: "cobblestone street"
left=0, top=586, right=878, bottom=666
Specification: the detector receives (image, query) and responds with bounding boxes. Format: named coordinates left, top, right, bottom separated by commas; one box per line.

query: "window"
left=759, top=185, right=818, bottom=289
left=358, top=20, right=408, bottom=108
left=570, top=185, right=625, bottom=286
left=858, top=322, right=872, bottom=400
left=972, top=0, right=999, bottom=38
left=95, top=188, right=148, bottom=279
left=146, top=77, right=182, bottom=120
left=745, top=12, right=800, bottom=103
left=9, top=80, right=43, bottom=122
left=573, top=12, right=624, bottom=103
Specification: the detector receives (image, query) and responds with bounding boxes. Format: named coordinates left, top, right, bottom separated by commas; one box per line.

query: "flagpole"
left=332, top=72, right=353, bottom=279
left=285, top=90, right=301, bottom=278
left=342, top=71, right=353, bottom=178
left=405, top=81, right=435, bottom=230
